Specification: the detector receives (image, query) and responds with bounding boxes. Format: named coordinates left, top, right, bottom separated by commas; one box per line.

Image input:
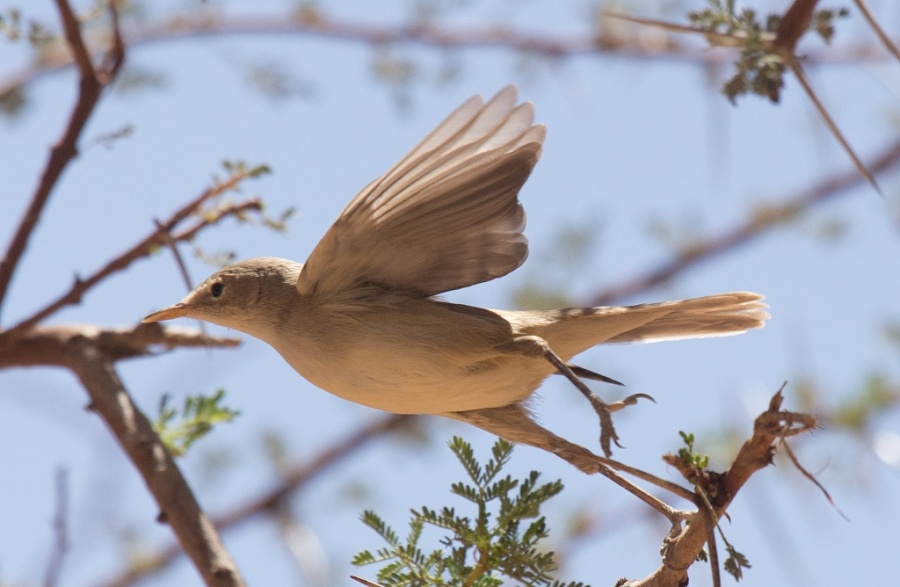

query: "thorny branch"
left=623, top=389, right=817, bottom=587
left=608, top=0, right=900, bottom=192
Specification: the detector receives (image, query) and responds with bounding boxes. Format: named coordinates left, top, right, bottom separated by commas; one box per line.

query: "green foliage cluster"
left=153, top=390, right=240, bottom=457
left=688, top=0, right=848, bottom=103
left=353, top=437, right=587, bottom=587
left=676, top=431, right=710, bottom=471
left=676, top=431, right=751, bottom=582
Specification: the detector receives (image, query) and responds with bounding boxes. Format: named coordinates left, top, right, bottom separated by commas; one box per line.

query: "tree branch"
left=0, top=188, right=261, bottom=343
left=65, top=335, right=245, bottom=587
left=628, top=389, right=817, bottom=587
left=590, top=139, right=900, bottom=306
left=0, top=323, right=239, bottom=369
left=0, top=0, right=123, bottom=319
left=2, top=10, right=896, bottom=100
left=93, top=413, right=415, bottom=587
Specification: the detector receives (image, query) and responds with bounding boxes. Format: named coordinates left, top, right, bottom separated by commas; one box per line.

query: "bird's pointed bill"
left=142, top=303, right=188, bottom=323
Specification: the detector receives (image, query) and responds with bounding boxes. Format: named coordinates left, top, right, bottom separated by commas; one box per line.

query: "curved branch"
left=0, top=0, right=123, bottom=319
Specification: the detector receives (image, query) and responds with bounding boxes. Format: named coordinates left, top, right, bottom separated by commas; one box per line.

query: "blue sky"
left=2, top=2, right=900, bottom=586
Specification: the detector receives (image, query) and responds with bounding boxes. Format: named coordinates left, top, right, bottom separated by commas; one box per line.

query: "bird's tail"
left=532, top=292, right=769, bottom=359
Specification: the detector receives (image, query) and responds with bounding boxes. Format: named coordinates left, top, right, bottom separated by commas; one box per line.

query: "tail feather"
left=605, top=292, right=769, bottom=343
left=532, top=292, right=768, bottom=359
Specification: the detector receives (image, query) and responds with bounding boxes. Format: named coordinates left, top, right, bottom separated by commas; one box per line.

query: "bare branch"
left=590, top=139, right=900, bottom=306
left=0, top=323, right=239, bottom=369
left=93, top=413, right=414, bottom=587
left=66, top=336, right=245, bottom=587
left=0, top=187, right=261, bottom=343
left=0, top=0, right=123, bottom=318
left=610, top=1, right=883, bottom=193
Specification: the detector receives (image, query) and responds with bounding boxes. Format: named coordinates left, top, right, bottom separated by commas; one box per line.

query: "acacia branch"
left=65, top=335, right=245, bottom=587
left=628, top=389, right=817, bottom=587
left=590, top=139, right=900, bottom=306
left=0, top=0, right=123, bottom=318
left=0, top=187, right=261, bottom=343
left=2, top=10, right=897, bottom=99
left=0, top=323, right=239, bottom=369
left=93, top=413, right=415, bottom=587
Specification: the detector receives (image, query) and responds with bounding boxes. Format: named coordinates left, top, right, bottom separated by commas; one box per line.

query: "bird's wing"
left=296, top=85, right=545, bottom=299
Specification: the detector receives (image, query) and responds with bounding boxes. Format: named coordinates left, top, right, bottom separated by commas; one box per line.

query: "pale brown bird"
left=144, top=86, right=768, bottom=467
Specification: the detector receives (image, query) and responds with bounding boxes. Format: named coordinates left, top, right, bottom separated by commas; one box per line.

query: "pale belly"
left=269, top=299, right=557, bottom=414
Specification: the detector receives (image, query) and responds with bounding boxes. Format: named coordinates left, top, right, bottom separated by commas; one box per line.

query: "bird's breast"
left=269, top=297, right=553, bottom=414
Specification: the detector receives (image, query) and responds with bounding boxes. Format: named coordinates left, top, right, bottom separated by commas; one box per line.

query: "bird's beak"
left=142, top=302, right=189, bottom=323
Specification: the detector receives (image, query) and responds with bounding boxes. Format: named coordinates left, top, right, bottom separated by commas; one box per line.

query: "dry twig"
left=0, top=0, right=124, bottom=318
left=626, top=388, right=818, bottom=587
left=591, top=139, right=900, bottom=306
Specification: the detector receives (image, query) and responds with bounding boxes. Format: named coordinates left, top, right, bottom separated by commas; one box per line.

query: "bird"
left=143, top=85, right=768, bottom=469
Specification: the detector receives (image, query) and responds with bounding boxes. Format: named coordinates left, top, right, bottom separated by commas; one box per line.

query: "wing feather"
left=297, top=86, right=545, bottom=298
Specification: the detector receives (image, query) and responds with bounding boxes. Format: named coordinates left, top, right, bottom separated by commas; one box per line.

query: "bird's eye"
left=210, top=282, right=224, bottom=298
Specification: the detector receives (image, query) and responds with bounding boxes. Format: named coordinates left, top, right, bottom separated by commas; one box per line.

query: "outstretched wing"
left=296, top=85, right=546, bottom=299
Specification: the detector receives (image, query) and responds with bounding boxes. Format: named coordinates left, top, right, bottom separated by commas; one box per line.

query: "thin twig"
left=0, top=0, right=122, bottom=319
left=0, top=191, right=260, bottom=342
left=779, top=437, right=849, bottom=521
left=590, top=139, right=900, bottom=306
left=42, top=467, right=70, bottom=587
left=154, top=218, right=195, bottom=292
left=853, top=0, right=900, bottom=63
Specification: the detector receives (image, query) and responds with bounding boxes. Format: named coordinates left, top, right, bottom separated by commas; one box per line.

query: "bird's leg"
left=560, top=364, right=656, bottom=412
left=542, top=349, right=621, bottom=456
left=446, top=403, right=692, bottom=522
left=501, top=335, right=648, bottom=456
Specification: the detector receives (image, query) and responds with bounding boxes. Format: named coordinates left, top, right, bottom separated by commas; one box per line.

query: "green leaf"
left=353, top=437, right=585, bottom=586
left=152, top=390, right=239, bottom=457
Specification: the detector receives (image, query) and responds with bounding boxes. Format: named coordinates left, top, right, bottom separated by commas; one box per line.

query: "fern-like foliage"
left=152, top=389, right=239, bottom=457
left=353, top=437, right=587, bottom=587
